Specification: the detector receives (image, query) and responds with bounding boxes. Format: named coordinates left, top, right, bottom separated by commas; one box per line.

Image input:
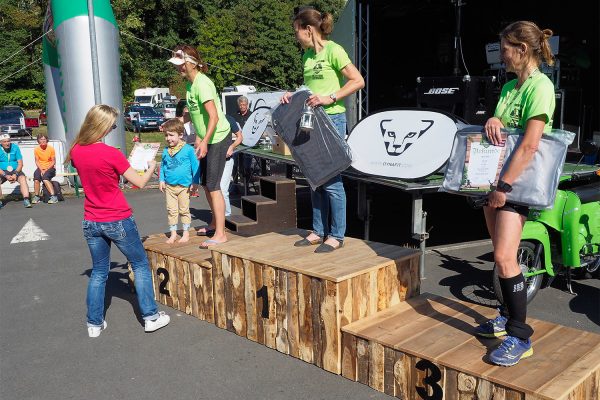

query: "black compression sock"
left=499, top=274, right=533, bottom=339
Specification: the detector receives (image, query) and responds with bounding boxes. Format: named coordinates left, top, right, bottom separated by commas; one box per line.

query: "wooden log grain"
left=341, top=332, right=357, bottom=380
left=222, top=254, right=234, bottom=332
left=297, top=273, right=314, bottom=363
left=311, top=278, right=323, bottom=369
left=275, top=269, right=290, bottom=354
left=231, top=257, right=246, bottom=336
left=356, top=337, right=370, bottom=385
left=263, top=265, right=277, bottom=349
left=287, top=272, right=299, bottom=358
left=369, top=342, right=385, bottom=392
left=212, top=251, right=226, bottom=329
left=244, top=260, right=257, bottom=342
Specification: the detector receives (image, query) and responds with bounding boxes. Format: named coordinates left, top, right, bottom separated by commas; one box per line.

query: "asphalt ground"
left=1, top=187, right=598, bottom=400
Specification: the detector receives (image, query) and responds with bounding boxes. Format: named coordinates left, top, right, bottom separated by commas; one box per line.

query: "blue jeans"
left=311, top=113, right=347, bottom=241
left=83, top=216, right=159, bottom=326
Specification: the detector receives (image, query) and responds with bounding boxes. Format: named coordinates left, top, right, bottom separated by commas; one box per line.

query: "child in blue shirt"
left=159, top=119, right=200, bottom=243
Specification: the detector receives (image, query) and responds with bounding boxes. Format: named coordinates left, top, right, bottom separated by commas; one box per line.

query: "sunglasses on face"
left=112, top=124, right=117, bottom=130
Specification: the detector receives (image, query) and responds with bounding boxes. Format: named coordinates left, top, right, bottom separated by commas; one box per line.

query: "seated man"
left=0, top=133, right=32, bottom=208
left=32, top=133, right=59, bottom=204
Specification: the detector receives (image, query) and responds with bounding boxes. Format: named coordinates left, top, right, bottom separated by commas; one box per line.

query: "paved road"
left=1, top=189, right=598, bottom=400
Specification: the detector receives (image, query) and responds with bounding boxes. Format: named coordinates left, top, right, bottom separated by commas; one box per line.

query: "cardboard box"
left=272, top=135, right=291, bottom=156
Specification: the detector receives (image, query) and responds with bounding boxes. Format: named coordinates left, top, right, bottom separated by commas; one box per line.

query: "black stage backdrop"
left=367, top=0, right=599, bottom=137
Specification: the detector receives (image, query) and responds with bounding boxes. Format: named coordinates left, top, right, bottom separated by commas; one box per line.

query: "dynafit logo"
left=380, top=119, right=434, bottom=156
left=251, top=111, right=268, bottom=136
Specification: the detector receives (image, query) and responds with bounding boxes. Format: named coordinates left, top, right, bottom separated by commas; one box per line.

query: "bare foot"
left=305, top=232, right=321, bottom=242
left=178, top=231, right=190, bottom=243
left=323, top=237, right=342, bottom=249
left=165, top=233, right=177, bottom=244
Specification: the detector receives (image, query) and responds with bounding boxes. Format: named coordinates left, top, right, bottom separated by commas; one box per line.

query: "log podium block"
left=141, top=231, right=240, bottom=323
left=341, top=293, right=600, bottom=400
left=210, top=230, right=421, bottom=374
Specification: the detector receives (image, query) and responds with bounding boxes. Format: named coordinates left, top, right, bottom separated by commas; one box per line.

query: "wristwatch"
left=495, top=180, right=513, bottom=193
left=329, top=93, right=337, bottom=102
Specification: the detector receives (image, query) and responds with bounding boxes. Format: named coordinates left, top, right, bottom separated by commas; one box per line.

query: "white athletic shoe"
left=144, top=311, right=170, bottom=333
left=88, top=320, right=107, bottom=338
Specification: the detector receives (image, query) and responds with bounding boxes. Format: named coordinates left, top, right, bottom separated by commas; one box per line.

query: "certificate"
left=459, top=134, right=507, bottom=192
left=128, top=142, right=160, bottom=171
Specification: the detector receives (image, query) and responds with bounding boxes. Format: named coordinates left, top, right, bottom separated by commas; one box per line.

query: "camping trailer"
left=134, top=87, right=170, bottom=107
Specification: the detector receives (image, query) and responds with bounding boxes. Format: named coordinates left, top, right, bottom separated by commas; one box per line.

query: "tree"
left=0, top=0, right=45, bottom=92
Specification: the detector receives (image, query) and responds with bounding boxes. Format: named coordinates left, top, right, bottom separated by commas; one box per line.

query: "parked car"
left=124, top=105, right=165, bottom=132
left=154, top=102, right=177, bottom=120
left=0, top=108, right=33, bottom=137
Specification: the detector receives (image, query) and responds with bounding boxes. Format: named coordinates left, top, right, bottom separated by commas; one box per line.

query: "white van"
left=133, top=88, right=170, bottom=107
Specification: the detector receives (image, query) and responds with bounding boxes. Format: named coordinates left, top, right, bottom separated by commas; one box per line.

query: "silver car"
left=154, top=102, right=177, bottom=120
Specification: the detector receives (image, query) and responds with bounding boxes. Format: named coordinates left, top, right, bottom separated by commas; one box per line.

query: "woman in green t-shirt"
left=282, top=7, right=364, bottom=253
left=474, top=21, right=556, bottom=367
left=168, top=45, right=231, bottom=248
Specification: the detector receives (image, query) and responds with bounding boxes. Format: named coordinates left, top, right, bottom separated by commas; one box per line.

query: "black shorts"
left=200, top=137, right=229, bottom=191
left=34, top=167, right=56, bottom=181
left=498, top=201, right=530, bottom=217
left=0, top=170, right=25, bottom=184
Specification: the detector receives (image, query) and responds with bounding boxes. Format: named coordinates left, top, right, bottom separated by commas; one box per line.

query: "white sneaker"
left=88, top=320, right=107, bottom=338
left=144, top=311, right=170, bottom=332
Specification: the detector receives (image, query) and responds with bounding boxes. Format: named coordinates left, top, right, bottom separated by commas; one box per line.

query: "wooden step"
left=341, top=293, right=600, bottom=400
left=238, top=182, right=296, bottom=235
left=242, top=195, right=277, bottom=205
left=210, top=229, right=421, bottom=374
left=259, top=176, right=295, bottom=201
left=225, top=214, right=258, bottom=233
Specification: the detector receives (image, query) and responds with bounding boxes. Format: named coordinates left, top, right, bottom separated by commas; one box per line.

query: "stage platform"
left=341, top=293, right=600, bottom=400
left=210, top=230, right=421, bottom=374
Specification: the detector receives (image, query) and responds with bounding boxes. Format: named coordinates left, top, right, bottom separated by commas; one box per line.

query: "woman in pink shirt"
left=66, top=104, right=170, bottom=338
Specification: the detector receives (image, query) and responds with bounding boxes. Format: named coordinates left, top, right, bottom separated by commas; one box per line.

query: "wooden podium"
left=209, top=230, right=421, bottom=374
left=142, top=231, right=241, bottom=322
left=341, top=293, right=600, bottom=400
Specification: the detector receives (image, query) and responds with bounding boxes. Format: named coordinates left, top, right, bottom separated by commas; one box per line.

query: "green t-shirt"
left=186, top=73, right=230, bottom=144
left=494, top=71, right=555, bottom=133
left=302, top=40, right=352, bottom=115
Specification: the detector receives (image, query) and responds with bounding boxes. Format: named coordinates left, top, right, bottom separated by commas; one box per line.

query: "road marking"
left=11, top=218, right=50, bottom=244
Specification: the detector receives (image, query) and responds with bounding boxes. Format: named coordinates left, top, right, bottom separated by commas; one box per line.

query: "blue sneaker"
left=475, top=313, right=508, bottom=338
left=489, top=336, right=533, bottom=366
left=23, top=198, right=32, bottom=208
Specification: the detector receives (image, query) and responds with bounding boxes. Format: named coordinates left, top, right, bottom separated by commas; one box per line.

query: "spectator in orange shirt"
left=32, top=134, right=58, bottom=204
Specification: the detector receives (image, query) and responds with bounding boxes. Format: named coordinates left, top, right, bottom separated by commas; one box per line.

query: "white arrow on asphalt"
left=11, top=218, right=50, bottom=244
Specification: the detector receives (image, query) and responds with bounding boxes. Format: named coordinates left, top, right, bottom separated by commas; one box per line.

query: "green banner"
left=42, top=37, right=59, bottom=68
left=51, top=0, right=117, bottom=29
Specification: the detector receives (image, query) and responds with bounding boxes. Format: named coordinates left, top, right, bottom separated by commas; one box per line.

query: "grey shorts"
left=200, top=137, right=229, bottom=191
left=0, top=170, right=25, bottom=184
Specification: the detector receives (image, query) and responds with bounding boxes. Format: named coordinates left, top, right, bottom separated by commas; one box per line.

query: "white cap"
left=0, top=133, right=10, bottom=141
left=168, top=50, right=198, bottom=66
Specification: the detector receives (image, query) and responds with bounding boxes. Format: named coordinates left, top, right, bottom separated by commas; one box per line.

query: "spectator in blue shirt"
left=0, top=134, right=32, bottom=208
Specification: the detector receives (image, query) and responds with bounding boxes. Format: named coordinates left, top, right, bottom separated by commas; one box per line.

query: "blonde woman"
left=66, top=105, right=170, bottom=337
